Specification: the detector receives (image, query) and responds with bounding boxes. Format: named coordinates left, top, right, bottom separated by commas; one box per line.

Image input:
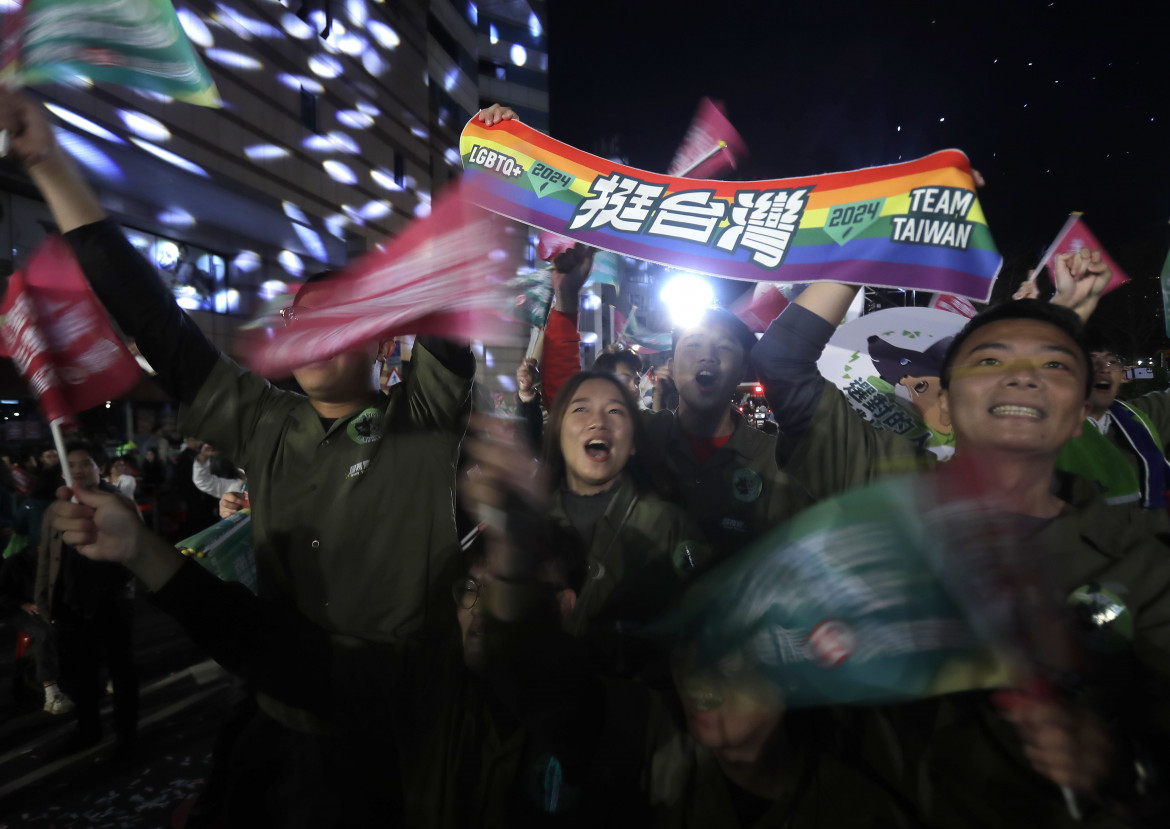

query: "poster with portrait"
left=818, top=307, right=965, bottom=459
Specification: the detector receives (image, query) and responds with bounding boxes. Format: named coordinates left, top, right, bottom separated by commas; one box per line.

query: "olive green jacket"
left=640, top=408, right=811, bottom=559
left=549, top=476, right=704, bottom=673
left=790, top=377, right=1170, bottom=826
left=180, top=346, right=471, bottom=645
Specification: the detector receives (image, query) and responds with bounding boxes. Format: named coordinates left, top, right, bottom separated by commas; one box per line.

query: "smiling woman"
left=542, top=371, right=705, bottom=669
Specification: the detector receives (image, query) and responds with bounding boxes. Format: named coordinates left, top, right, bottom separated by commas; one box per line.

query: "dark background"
left=549, top=0, right=1170, bottom=355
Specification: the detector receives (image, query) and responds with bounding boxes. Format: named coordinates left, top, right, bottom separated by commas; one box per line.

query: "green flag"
left=503, top=266, right=554, bottom=329
left=1161, top=243, right=1170, bottom=338
left=587, top=251, right=621, bottom=290
left=620, top=307, right=672, bottom=353
left=3, top=0, right=221, bottom=106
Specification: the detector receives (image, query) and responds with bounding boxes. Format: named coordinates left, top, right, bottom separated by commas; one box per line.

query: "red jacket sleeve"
left=541, top=310, right=582, bottom=407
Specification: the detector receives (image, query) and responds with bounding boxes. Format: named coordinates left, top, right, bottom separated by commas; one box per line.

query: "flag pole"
left=49, top=417, right=74, bottom=488
left=676, top=141, right=728, bottom=177
left=1025, top=212, right=1082, bottom=290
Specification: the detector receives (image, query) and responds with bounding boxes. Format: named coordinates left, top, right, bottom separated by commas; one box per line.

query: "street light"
left=660, top=273, right=714, bottom=329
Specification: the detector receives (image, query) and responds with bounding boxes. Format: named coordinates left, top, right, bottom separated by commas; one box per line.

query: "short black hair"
left=940, top=299, right=1093, bottom=399
left=292, top=270, right=337, bottom=307
left=63, top=438, right=105, bottom=468
left=671, top=307, right=757, bottom=361
left=591, top=347, right=643, bottom=377
left=1085, top=333, right=1127, bottom=364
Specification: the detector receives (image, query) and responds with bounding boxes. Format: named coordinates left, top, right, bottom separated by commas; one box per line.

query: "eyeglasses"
left=452, top=576, right=480, bottom=610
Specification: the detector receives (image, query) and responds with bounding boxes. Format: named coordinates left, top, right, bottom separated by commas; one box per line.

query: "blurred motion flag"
left=537, top=230, right=575, bottom=262
left=177, top=508, right=256, bottom=593
left=667, top=98, right=747, bottom=179
left=1162, top=244, right=1170, bottom=338
left=928, top=292, right=978, bottom=319
left=0, top=234, right=141, bottom=423
left=644, top=473, right=1086, bottom=708
left=617, top=307, right=671, bottom=353
left=731, top=282, right=791, bottom=333
left=586, top=250, right=621, bottom=289
left=503, top=266, right=554, bottom=328
left=1, top=0, right=221, bottom=107
left=1035, top=213, right=1128, bottom=297
left=237, top=185, right=517, bottom=378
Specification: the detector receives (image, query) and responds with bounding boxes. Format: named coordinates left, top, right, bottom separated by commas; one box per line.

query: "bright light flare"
left=660, top=274, right=715, bottom=329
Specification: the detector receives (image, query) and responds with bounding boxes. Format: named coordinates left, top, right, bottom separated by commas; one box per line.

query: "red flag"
left=0, top=235, right=141, bottom=423
left=928, top=293, right=978, bottom=319
left=537, top=230, right=575, bottom=263
left=1036, top=213, right=1129, bottom=297
left=237, top=185, right=517, bottom=378
left=667, top=98, right=748, bottom=180
left=731, top=283, right=790, bottom=333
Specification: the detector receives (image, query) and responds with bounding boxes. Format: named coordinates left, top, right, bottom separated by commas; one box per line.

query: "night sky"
left=548, top=0, right=1170, bottom=353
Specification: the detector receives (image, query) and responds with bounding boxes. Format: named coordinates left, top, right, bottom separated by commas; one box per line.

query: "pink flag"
left=667, top=98, right=748, bottom=180
left=731, top=283, right=790, bottom=333
left=929, top=293, right=978, bottom=319
left=0, top=235, right=141, bottom=423
left=1036, top=213, right=1129, bottom=297
left=237, top=186, right=517, bottom=378
left=537, top=230, right=575, bottom=263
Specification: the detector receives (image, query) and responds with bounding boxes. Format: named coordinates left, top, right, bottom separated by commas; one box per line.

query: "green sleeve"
left=390, top=340, right=474, bottom=433
left=786, top=383, right=934, bottom=501
left=178, top=356, right=298, bottom=470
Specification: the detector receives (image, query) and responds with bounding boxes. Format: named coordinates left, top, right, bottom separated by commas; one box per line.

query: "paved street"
left=0, top=598, right=237, bottom=828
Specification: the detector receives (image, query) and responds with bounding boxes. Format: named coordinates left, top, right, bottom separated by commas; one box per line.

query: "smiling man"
left=1054, top=343, right=1170, bottom=524
left=752, top=279, right=1170, bottom=826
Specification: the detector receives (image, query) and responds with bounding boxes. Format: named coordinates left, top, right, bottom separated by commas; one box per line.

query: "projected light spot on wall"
left=368, top=21, right=400, bottom=49
left=279, top=250, right=304, bottom=277
left=177, top=8, right=214, bottom=48
left=131, top=138, right=209, bottom=177
left=324, top=160, right=357, bottom=184
left=309, top=55, right=343, bottom=78
left=119, top=110, right=171, bottom=142
left=245, top=144, right=290, bottom=160
left=205, top=49, right=263, bottom=70
left=45, top=104, right=125, bottom=144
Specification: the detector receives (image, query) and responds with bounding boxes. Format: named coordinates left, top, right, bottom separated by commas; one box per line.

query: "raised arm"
left=0, top=88, right=219, bottom=405
left=539, top=245, right=595, bottom=406
left=751, top=283, right=860, bottom=463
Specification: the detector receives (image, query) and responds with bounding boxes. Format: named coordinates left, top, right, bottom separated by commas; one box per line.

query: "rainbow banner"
left=461, top=118, right=1002, bottom=301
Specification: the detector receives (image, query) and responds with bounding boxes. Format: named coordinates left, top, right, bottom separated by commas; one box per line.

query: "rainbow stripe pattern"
left=461, top=118, right=1002, bottom=301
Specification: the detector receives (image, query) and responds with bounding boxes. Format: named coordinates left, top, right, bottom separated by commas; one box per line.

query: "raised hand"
left=1051, top=248, right=1111, bottom=321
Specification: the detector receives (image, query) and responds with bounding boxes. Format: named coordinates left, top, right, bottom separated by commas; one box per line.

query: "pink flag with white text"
left=237, top=186, right=516, bottom=377
left=667, top=98, right=748, bottom=179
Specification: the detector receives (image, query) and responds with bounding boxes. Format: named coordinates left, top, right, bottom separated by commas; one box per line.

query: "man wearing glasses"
left=1055, top=344, right=1170, bottom=526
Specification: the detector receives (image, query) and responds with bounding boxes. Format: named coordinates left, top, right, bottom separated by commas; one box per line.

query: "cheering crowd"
left=2, top=88, right=1170, bottom=828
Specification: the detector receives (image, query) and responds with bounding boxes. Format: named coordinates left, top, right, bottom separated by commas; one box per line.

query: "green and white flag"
left=503, top=266, right=554, bottom=329
left=1161, top=243, right=1170, bottom=338
left=2, top=0, right=221, bottom=106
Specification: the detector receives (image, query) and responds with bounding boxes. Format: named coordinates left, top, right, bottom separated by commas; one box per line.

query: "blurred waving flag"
left=0, top=235, right=141, bottom=424
left=1, top=0, right=221, bottom=106
left=617, top=307, right=672, bottom=353
left=646, top=472, right=1083, bottom=708
left=668, top=98, right=747, bottom=180
left=731, top=282, right=791, bottom=333
left=1036, top=213, right=1129, bottom=297
left=502, top=266, right=554, bottom=329
left=237, top=186, right=517, bottom=378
